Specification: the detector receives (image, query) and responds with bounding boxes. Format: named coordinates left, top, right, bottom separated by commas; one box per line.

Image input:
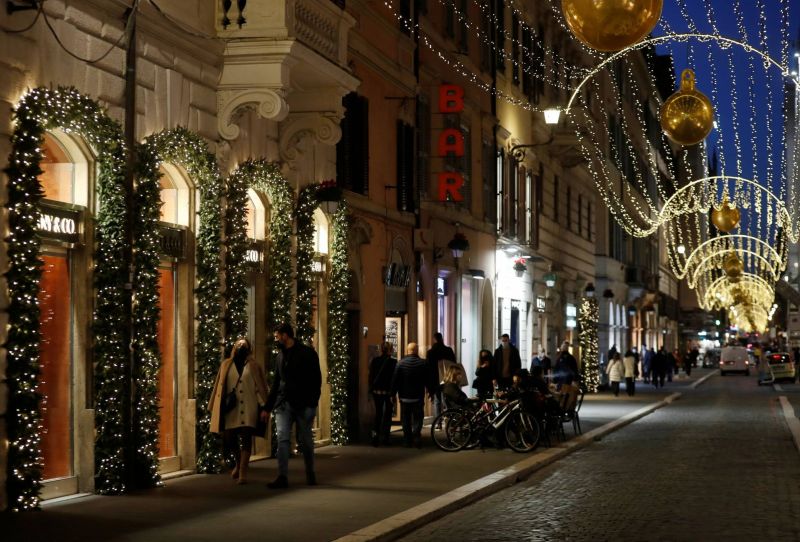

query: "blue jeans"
left=275, top=404, right=317, bottom=478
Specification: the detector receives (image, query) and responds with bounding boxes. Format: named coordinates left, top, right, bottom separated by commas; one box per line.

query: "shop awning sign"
left=38, top=200, right=83, bottom=245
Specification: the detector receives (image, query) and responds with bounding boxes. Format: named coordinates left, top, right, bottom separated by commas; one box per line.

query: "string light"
left=327, top=203, right=350, bottom=444
left=578, top=296, right=600, bottom=393
left=295, top=184, right=320, bottom=345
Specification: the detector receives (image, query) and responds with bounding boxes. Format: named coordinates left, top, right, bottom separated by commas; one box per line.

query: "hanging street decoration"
left=561, top=0, right=663, bottom=52
left=660, top=69, right=715, bottom=146
left=711, top=196, right=741, bottom=233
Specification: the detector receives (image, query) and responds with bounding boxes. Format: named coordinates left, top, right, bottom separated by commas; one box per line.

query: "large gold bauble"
left=660, top=69, right=715, bottom=146
left=711, top=198, right=741, bottom=232
left=723, top=253, right=743, bottom=280
left=561, top=0, right=663, bottom=52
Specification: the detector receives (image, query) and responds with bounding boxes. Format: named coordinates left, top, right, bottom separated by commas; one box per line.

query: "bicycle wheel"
left=504, top=410, right=541, bottom=453
left=431, top=410, right=472, bottom=451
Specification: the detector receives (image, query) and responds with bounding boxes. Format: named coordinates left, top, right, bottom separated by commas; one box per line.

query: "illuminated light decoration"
left=226, top=160, right=294, bottom=456
left=141, top=128, right=225, bottom=475
left=327, top=203, right=351, bottom=444
left=295, top=183, right=322, bottom=344
left=578, top=297, right=600, bottom=393
left=543, top=108, right=561, bottom=125
left=660, top=69, right=715, bottom=146
left=723, top=252, right=744, bottom=281
left=3, top=87, right=138, bottom=507
left=561, top=0, right=663, bottom=52
left=711, top=196, right=741, bottom=233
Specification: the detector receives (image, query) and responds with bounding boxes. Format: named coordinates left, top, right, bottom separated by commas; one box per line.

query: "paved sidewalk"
left=1, top=371, right=710, bottom=542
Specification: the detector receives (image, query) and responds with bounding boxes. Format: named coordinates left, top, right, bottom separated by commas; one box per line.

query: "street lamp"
left=543, top=271, right=557, bottom=288
left=584, top=282, right=595, bottom=297
left=543, top=108, right=561, bottom=125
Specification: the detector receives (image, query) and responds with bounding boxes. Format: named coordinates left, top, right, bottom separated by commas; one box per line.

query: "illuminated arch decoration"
left=3, top=87, right=135, bottom=507
left=327, top=203, right=351, bottom=445
left=140, top=128, right=225, bottom=474
left=295, top=183, right=321, bottom=345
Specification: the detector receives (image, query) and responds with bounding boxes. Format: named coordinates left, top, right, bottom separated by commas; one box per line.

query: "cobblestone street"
left=401, top=374, right=800, bottom=542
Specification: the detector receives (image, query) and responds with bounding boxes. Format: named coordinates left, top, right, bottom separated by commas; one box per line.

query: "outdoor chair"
left=560, top=388, right=585, bottom=435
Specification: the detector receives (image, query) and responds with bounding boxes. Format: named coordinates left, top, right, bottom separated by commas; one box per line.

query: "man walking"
left=391, top=342, right=431, bottom=448
left=369, top=342, right=397, bottom=446
left=264, top=323, right=322, bottom=489
left=493, top=333, right=522, bottom=389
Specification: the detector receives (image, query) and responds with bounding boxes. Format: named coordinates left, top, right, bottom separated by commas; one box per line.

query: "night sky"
left=655, top=0, right=799, bottom=192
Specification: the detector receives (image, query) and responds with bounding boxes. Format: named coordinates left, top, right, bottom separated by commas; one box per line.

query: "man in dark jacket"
left=494, top=334, right=522, bottom=389
left=264, top=323, right=322, bottom=489
left=391, top=342, right=431, bottom=448
left=553, top=341, right=579, bottom=388
left=369, top=342, right=397, bottom=446
left=427, top=332, right=456, bottom=416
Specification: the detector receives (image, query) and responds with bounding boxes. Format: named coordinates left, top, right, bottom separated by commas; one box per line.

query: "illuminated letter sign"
left=437, top=84, right=467, bottom=202
left=37, top=201, right=82, bottom=244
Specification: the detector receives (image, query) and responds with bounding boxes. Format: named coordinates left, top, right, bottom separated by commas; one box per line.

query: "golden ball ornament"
left=660, top=69, right=715, bottom=146
left=723, top=252, right=743, bottom=280
left=561, top=0, right=663, bottom=52
left=711, top=198, right=741, bottom=233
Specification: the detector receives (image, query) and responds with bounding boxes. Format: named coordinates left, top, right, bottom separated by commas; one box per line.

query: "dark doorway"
left=510, top=305, right=520, bottom=348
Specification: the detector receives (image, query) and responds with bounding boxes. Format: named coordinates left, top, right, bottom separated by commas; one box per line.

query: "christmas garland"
left=3, top=87, right=130, bottom=507
left=226, top=160, right=294, bottom=340
left=294, top=184, right=320, bottom=344
left=327, top=204, right=351, bottom=445
left=579, top=297, right=600, bottom=393
left=141, top=128, right=224, bottom=474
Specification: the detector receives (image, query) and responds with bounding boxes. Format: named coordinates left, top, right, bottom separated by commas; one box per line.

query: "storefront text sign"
left=437, top=84, right=465, bottom=202
left=38, top=201, right=82, bottom=244
left=158, top=223, right=187, bottom=259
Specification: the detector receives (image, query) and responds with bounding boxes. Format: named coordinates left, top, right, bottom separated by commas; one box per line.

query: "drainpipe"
left=123, top=3, right=138, bottom=490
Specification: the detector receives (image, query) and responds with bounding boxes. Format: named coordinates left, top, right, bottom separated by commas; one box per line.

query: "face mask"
left=234, top=346, right=249, bottom=363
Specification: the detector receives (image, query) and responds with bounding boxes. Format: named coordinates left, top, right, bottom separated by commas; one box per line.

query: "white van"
left=720, top=346, right=750, bottom=376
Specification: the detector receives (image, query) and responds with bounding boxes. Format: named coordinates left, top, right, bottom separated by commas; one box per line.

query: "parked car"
left=720, top=346, right=750, bottom=376
left=767, top=353, right=796, bottom=382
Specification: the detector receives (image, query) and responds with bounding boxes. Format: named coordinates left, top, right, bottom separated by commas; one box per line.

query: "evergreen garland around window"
left=141, top=128, right=225, bottom=474
left=295, top=183, right=320, bottom=344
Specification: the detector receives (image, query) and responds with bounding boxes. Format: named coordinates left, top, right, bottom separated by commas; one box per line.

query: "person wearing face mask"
left=264, top=322, right=322, bottom=489
left=208, top=337, right=269, bottom=484
left=493, top=334, right=522, bottom=390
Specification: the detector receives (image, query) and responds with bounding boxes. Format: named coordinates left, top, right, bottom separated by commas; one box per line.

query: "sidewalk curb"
left=334, top=392, right=682, bottom=542
left=778, top=396, right=800, bottom=454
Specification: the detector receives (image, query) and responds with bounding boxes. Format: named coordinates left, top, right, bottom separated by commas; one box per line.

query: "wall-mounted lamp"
left=627, top=305, right=637, bottom=317
left=447, top=232, right=470, bottom=259
left=584, top=282, right=595, bottom=298
left=602, top=288, right=614, bottom=299
left=543, top=271, right=557, bottom=288
left=465, top=269, right=485, bottom=280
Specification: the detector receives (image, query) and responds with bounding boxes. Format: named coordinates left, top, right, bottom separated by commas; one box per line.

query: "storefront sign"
left=437, top=84, right=465, bottom=202
left=437, top=276, right=447, bottom=296
left=536, top=296, right=546, bottom=312
left=38, top=201, right=82, bottom=244
left=385, top=263, right=411, bottom=288
left=245, top=240, right=265, bottom=271
left=158, top=223, right=187, bottom=259
left=566, top=303, right=577, bottom=329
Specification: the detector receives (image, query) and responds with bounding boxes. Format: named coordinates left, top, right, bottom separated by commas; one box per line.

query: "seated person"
left=441, top=365, right=470, bottom=408
left=473, top=350, right=495, bottom=400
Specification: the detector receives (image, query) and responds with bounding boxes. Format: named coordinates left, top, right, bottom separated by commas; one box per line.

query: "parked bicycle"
left=431, top=397, right=541, bottom=453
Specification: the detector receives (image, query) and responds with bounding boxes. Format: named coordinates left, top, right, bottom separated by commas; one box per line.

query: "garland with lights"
left=295, top=183, right=320, bottom=344
left=142, top=128, right=224, bottom=474
left=328, top=204, right=350, bottom=445
left=579, top=297, right=600, bottom=393
left=3, top=87, right=131, bottom=507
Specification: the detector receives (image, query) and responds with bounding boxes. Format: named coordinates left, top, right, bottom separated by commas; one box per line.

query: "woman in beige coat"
left=209, top=338, right=269, bottom=484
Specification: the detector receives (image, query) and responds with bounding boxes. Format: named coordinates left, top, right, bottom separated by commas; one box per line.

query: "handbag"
left=221, top=368, right=244, bottom=414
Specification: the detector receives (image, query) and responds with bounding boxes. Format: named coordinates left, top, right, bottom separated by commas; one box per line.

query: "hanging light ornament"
left=723, top=252, right=744, bottom=281
left=660, top=69, right=715, bottom=146
left=711, top=196, right=741, bottom=233
left=561, top=0, right=663, bottom=52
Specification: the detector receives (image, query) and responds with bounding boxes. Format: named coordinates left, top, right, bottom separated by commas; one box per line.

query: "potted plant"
left=513, top=257, right=527, bottom=277
left=316, top=179, right=342, bottom=214
left=447, top=232, right=470, bottom=258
